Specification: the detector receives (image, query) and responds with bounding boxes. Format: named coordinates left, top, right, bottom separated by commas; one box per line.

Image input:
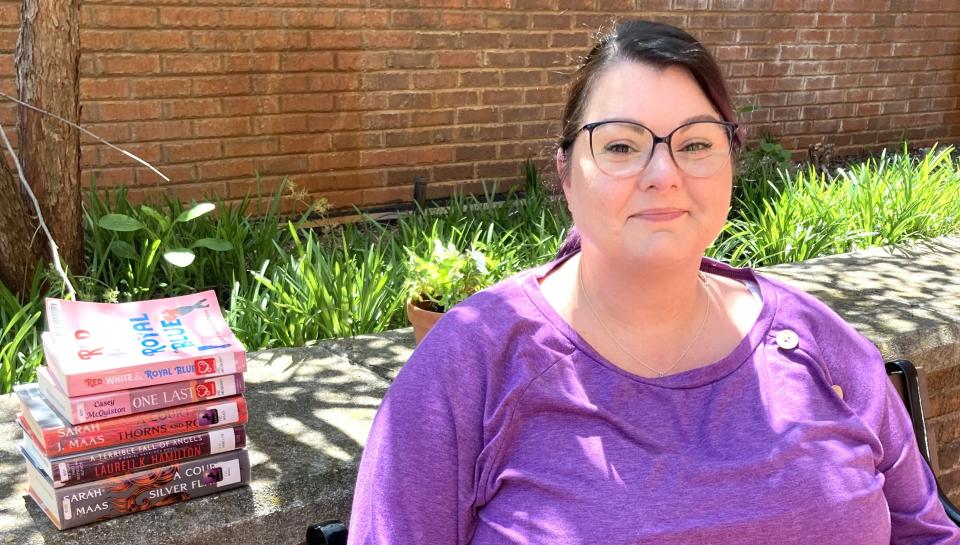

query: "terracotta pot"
left=407, top=300, right=444, bottom=344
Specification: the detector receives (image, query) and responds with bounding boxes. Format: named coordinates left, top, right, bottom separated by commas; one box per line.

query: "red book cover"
left=37, top=365, right=245, bottom=425
left=20, top=425, right=246, bottom=488
left=26, top=448, right=250, bottom=530
left=15, top=383, right=248, bottom=457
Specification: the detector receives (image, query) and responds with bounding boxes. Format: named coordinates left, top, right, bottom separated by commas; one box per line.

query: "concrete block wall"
left=0, top=0, right=958, bottom=215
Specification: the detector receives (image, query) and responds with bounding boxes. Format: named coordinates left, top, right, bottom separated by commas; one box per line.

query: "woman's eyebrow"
left=680, top=114, right=722, bottom=124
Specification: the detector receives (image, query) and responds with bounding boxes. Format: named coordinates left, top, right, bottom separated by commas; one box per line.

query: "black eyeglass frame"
left=572, top=119, right=739, bottom=178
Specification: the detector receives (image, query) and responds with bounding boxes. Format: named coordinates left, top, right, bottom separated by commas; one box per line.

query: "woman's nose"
left=638, top=143, right=682, bottom=191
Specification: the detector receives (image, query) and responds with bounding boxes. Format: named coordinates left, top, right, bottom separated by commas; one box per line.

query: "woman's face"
left=560, top=61, right=733, bottom=270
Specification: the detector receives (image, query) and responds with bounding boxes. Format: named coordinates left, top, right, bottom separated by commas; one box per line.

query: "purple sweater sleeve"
left=348, top=308, right=486, bottom=545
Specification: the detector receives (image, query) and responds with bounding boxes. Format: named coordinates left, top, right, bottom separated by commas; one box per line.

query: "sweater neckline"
left=520, top=253, right=779, bottom=389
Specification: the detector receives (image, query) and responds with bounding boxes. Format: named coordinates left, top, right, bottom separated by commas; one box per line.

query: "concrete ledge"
left=0, top=237, right=958, bottom=543
left=0, top=332, right=416, bottom=545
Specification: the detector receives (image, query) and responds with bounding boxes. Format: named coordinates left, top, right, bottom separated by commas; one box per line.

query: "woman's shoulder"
left=749, top=267, right=886, bottom=391
left=406, top=263, right=574, bottom=382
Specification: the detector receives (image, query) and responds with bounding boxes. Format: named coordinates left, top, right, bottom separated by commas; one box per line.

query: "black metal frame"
left=886, top=359, right=960, bottom=525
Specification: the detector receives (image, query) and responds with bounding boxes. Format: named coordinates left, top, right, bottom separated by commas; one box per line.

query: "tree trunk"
left=0, top=0, right=82, bottom=298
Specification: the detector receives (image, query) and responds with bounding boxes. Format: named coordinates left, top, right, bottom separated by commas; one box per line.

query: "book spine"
left=52, top=449, right=250, bottom=529
left=44, top=396, right=248, bottom=457
left=51, top=426, right=246, bottom=488
left=63, top=374, right=245, bottom=425
left=60, top=350, right=247, bottom=396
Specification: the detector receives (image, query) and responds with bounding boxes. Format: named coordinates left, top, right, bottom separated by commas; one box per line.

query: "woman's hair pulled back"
left=558, top=20, right=742, bottom=159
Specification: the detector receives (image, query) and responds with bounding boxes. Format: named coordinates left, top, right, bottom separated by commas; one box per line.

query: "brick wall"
left=0, top=0, right=958, bottom=215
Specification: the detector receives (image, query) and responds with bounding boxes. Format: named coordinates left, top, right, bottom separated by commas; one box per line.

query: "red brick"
left=285, top=11, right=337, bottom=28
left=221, top=8, right=284, bottom=28
left=391, top=10, right=441, bottom=28
left=133, top=120, right=192, bottom=141
left=278, top=134, right=333, bottom=154
left=415, top=32, right=461, bottom=49
left=308, top=73, right=360, bottom=92
left=194, top=117, right=251, bottom=138
left=257, top=155, right=309, bottom=175
left=252, top=74, right=311, bottom=94
left=482, top=89, right=523, bottom=105
left=255, top=114, right=309, bottom=134
left=223, top=96, right=280, bottom=116
left=362, top=30, right=414, bottom=48
left=388, top=92, right=434, bottom=109
left=484, top=51, right=525, bottom=68
left=438, top=51, right=481, bottom=68
left=334, top=93, right=390, bottom=111
left=164, top=98, right=222, bottom=119
left=80, top=79, right=129, bottom=100
left=127, top=30, right=191, bottom=52
left=460, top=71, right=500, bottom=87
left=361, top=72, right=410, bottom=91
left=332, top=131, right=384, bottom=150
left=81, top=30, right=127, bottom=52
left=193, top=76, right=252, bottom=96
left=98, top=101, right=162, bottom=122
left=191, top=31, right=253, bottom=52
left=457, top=107, right=498, bottom=124
left=411, top=109, right=455, bottom=127
left=437, top=90, right=480, bottom=107
left=281, top=52, right=336, bottom=72
left=164, top=141, right=222, bottom=162
left=413, top=72, right=459, bottom=89
left=159, top=8, right=221, bottom=28
left=309, top=31, right=363, bottom=49
left=484, top=12, right=528, bottom=29
left=441, top=12, right=486, bottom=29
left=99, top=54, right=160, bottom=75
left=387, top=52, right=436, bottom=69
left=308, top=151, right=361, bottom=171
left=225, top=53, right=281, bottom=73
left=279, top=94, right=335, bottom=113
left=198, top=158, right=257, bottom=181
left=307, top=112, right=362, bottom=132
left=162, top=54, right=223, bottom=74
left=254, top=31, right=309, bottom=50
left=223, top=137, right=279, bottom=158
left=88, top=6, right=158, bottom=28
left=361, top=112, right=406, bottom=129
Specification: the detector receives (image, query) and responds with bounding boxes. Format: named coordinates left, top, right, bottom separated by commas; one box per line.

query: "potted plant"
left=404, top=239, right=495, bottom=343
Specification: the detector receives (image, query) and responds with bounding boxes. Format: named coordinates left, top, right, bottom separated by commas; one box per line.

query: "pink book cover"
left=38, top=366, right=245, bottom=425
left=43, top=290, right=246, bottom=396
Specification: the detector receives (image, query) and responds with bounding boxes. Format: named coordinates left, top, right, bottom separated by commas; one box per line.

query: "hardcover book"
left=37, top=365, right=245, bottom=425
left=43, top=290, right=246, bottom=396
left=26, top=447, right=251, bottom=530
left=15, top=383, right=248, bottom=457
left=21, top=425, right=246, bottom=488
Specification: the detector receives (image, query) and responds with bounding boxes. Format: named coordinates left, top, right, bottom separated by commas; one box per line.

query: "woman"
left=348, top=20, right=959, bottom=544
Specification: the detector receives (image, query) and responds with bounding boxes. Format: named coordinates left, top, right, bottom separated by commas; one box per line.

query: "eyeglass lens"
left=590, top=121, right=732, bottom=178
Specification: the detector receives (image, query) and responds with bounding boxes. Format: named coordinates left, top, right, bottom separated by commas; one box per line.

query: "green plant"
left=712, top=145, right=960, bottom=267
left=0, top=267, right=45, bottom=393
left=404, top=238, right=496, bottom=313
left=734, top=135, right=794, bottom=214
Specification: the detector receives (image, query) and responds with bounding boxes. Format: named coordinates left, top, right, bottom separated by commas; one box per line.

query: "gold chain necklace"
left=577, top=256, right=713, bottom=378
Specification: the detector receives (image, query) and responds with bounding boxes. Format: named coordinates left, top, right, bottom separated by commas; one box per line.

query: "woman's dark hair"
left=558, top=20, right=742, bottom=161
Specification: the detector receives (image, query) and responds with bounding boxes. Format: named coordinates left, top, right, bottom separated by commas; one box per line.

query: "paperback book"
left=16, top=383, right=248, bottom=457
left=21, top=425, right=246, bottom=488
left=37, top=365, right=245, bottom=425
left=26, top=448, right=251, bottom=530
left=43, top=290, right=246, bottom=396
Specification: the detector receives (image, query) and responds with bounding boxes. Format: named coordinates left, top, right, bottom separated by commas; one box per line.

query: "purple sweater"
left=349, top=257, right=960, bottom=544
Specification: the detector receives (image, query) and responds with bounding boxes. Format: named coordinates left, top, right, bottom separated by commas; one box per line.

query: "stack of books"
left=13, top=291, right=250, bottom=530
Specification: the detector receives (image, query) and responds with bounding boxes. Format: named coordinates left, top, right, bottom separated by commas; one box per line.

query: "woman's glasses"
left=579, top=119, right=738, bottom=179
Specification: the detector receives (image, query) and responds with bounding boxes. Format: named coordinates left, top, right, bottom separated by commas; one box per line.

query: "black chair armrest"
left=306, top=519, right=348, bottom=545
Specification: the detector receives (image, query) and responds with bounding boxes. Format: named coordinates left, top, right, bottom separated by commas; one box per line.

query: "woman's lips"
left=632, top=208, right=687, bottom=222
